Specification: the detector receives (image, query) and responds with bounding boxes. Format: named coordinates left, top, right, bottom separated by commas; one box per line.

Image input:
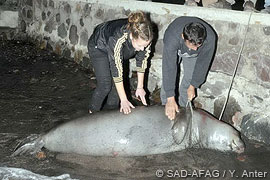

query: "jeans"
left=160, top=52, right=197, bottom=107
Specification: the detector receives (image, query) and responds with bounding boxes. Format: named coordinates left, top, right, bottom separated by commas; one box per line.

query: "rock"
left=241, top=113, right=270, bottom=145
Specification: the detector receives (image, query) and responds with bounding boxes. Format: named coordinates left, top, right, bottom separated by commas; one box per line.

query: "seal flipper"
left=172, top=107, right=192, bottom=144
left=11, top=134, right=45, bottom=157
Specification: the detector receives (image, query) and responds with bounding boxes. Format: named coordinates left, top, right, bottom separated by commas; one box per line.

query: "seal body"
left=43, top=106, right=180, bottom=156
left=40, top=106, right=244, bottom=156
left=187, top=109, right=245, bottom=152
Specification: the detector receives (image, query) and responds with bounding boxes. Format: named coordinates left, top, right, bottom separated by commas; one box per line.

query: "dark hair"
left=183, top=22, right=206, bottom=46
left=127, top=11, right=153, bottom=42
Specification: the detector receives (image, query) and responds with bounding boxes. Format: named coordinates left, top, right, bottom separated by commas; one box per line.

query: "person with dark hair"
left=160, top=16, right=217, bottom=120
left=88, top=11, right=153, bottom=114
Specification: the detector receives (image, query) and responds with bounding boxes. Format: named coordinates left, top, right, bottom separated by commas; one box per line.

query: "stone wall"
left=18, top=0, right=270, bottom=143
left=0, top=0, right=18, bottom=39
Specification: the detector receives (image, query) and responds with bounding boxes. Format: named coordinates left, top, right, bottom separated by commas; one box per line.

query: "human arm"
left=187, top=84, right=196, bottom=101
left=162, top=24, right=181, bottom=120
left=115, top=81, right=135, bottom=114
left=135, top=72, right=147, bottom=105
left=134, top=44, right=151, bottom=106
left=107, top=32, right=136, bottom=114
left=165, top=96, right=179, bottom=120
left=190, top=37, right=216, bottom=88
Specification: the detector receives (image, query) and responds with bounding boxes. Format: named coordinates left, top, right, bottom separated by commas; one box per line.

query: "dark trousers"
left=160, top=54, right=197, bottom=107
left=88, top=41, right=119, bottom=112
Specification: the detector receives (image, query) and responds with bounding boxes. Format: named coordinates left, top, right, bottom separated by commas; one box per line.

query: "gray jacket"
left=162, top=16, right=217, bottom=98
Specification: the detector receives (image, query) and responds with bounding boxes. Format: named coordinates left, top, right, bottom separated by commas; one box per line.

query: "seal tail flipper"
left=11, top=134, right=45, bottom=157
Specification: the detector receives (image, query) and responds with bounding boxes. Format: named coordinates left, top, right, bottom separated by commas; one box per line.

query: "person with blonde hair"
left=88, top=11, right=153, bottom=114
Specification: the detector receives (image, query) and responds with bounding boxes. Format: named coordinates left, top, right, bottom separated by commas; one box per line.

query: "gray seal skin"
left=12, top=106, right=245, bottom=157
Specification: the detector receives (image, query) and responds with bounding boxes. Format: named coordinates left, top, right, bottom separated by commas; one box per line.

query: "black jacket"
left=89, top=18, right=151, bottom=83
left=162, top=16, right=217, bottom=98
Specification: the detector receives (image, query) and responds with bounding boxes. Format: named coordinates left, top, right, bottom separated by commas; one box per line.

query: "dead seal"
left=12, top=106, right=244, bottom=157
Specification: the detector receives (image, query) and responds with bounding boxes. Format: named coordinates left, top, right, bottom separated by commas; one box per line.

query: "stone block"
left=56, top=13, right=60, bottom=22
left=64, top=3, right=71, bottom=14
left=79, top=30, right=88, bottom=46
left=49, top=0, right=54, bottom=8
left=263, top=26, right=270, bottom=36
left=213, top=96, right=241, bottom=124
left=42, top=0, right=47, bottom=8
left=26, top=0, right=33, bottom=6
left=58, top=23, right=67, bottom=39
left=253, top=55, right=270, bottom=82
left=241, top=113, right=270, bottom=145
left=69, top=25, right=78, bottom=45
left=0, top=9, right=18, bottom=28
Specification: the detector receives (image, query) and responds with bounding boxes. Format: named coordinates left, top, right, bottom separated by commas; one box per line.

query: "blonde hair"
left=127, top=11, right=153, bottom=42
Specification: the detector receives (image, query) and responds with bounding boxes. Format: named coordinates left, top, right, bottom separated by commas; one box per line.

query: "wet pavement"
left=0, top=40, right=270, bottom=180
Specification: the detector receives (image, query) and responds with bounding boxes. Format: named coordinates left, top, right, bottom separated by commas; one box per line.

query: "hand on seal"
left=135, top=88, right=147, bottom=106
left=187, top=85, right=196, bottom=101
left=120, top=99, right=135, bottom=114
left=165, top=97, right=179, bottom=120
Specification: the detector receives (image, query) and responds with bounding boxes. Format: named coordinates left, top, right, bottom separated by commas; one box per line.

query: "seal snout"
left=235, top=144, right=245, bottom=154
left=238, top=146, right=245, bottom=154
left=232, top=138, right=245, bottom=154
